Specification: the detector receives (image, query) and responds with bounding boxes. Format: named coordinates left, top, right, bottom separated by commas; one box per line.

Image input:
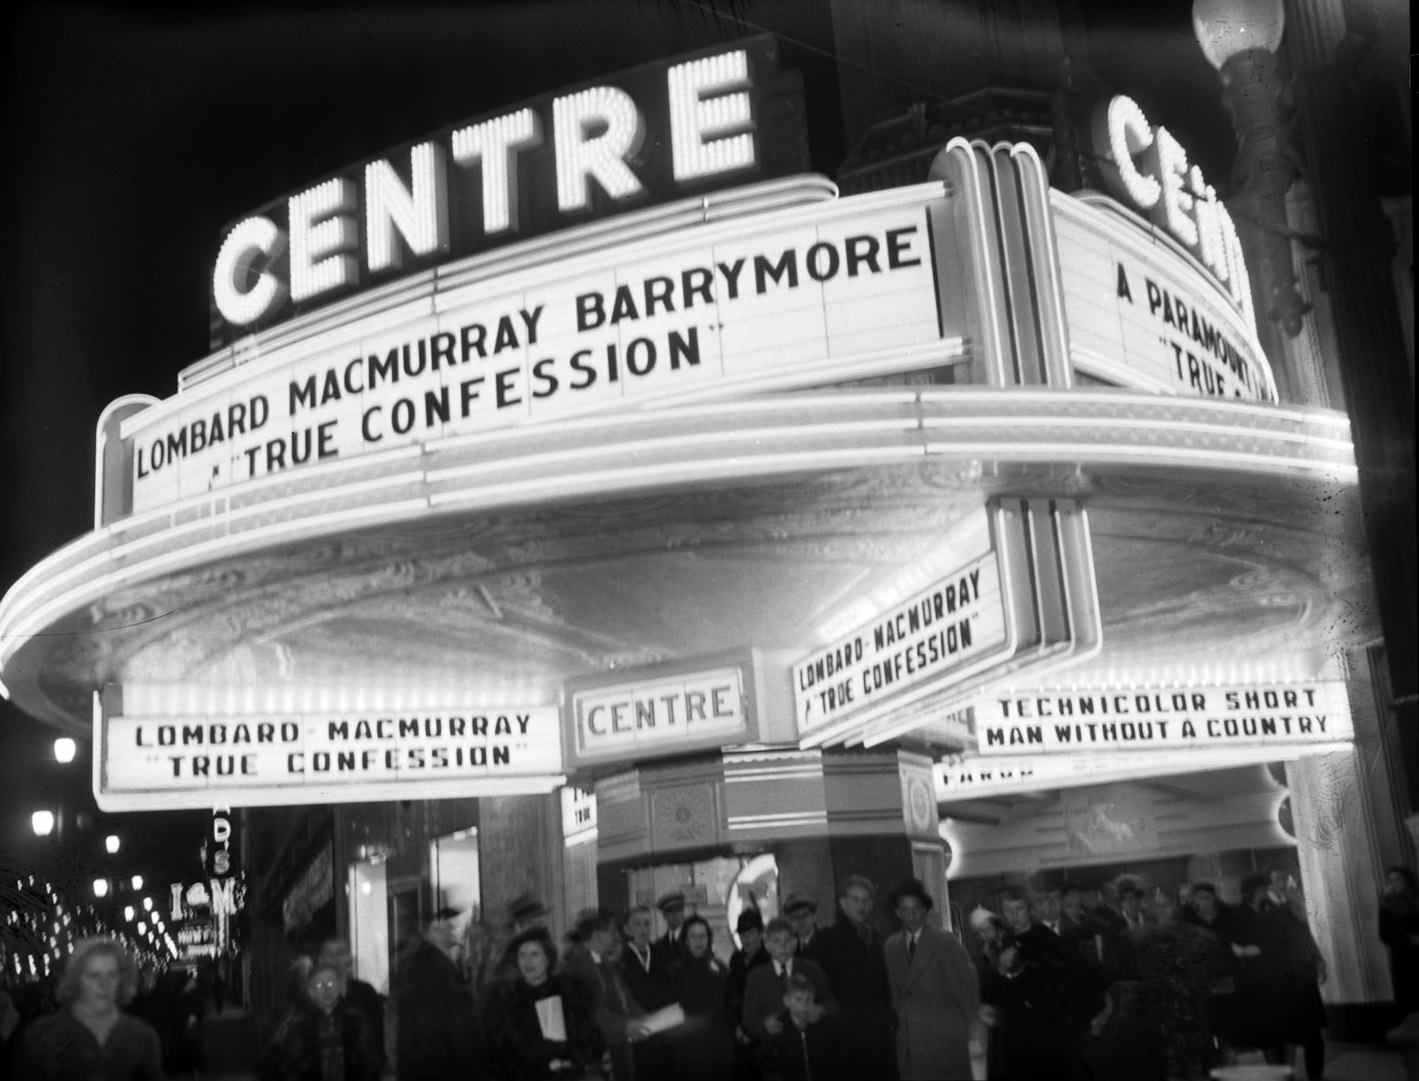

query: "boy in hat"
left=782, top=892, right=823, bottom=963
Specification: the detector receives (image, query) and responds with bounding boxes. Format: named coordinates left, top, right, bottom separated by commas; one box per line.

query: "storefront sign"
left=1091, top=94, right=1253, bottom=326
left=975, top=680, right=1352, bottom=755
left=126, top=190, right=947, bottom=513
left=794, top=551, right=1009, bottom=738
left=97, top=705, right=564, bottom=810
left=567, top=657, right=755, bottom=768
left=561, top=784, right=598, bottom=846
left=1052, top=190, right=1275, bottom=402
left=209, top=37, right=807, bottom=343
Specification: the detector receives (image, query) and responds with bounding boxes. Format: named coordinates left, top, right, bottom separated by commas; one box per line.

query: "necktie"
left=779, top=963, right=790, bottom=989
left=907, top=935, right=916, bottom=964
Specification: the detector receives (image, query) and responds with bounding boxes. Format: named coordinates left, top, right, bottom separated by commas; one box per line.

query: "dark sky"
left=0, top=0, right=1230, bottom=894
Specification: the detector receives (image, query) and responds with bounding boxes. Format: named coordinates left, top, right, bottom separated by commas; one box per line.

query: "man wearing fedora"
left=395, top=905, right=484, bottom=1080
left=885, top=877, right=980, bottom=1081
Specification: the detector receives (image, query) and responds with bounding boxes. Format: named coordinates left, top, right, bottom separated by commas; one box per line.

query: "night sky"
left=0, top=0, right=1230, bottom=893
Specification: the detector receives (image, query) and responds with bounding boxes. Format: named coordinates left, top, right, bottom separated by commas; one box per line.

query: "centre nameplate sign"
left=125, top=186, right=948, bottom=514
left=96, top=706, right=564, bottom=810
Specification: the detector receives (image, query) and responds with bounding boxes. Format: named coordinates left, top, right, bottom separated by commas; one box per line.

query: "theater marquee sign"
left=96, top=692, right=565, bottom=810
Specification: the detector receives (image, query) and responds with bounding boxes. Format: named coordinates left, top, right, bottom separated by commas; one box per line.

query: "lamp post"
left=1193, top=0, right=1416, bottom=814
left=1191, top=0, right=1310, bottom=340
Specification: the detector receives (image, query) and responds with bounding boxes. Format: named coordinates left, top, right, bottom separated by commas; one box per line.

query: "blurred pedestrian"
left=318, top=938, right=385, bottom=1060
left=11, top=936, right=163, bottom=1081
left=559, top=908, right=651, bottom=1081
left=271, top=962, right=382, bottom=1081
left=1380, top=866, right=1419, bottom=1014
left=1135, top=890, right=1223, bottom=1081
left=396, top=905, right=485, bottom=1080
left=884, top=877, right=979, bottom=1080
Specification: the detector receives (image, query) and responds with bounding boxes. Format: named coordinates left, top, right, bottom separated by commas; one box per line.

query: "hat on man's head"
left=507, top=893, right=551, bottom=924
left=888, top=877, right=934, bottom=911
left=782, top=893, right=818, bottom=917
left=656, top=890, right=686, bottom=914
left=432, top=906, right=462, bottom=922
left=735, top=909, right=764, bottom=934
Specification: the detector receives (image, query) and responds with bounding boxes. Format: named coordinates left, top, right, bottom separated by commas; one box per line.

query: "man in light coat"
left=884, top=877, right=981, bottom=1080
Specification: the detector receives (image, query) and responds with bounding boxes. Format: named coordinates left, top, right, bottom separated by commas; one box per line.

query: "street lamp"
left=31, top=810, right=55, bottom=837
left=1191, top=0, right=1309, bottom=337
left=130, top=875, right=143, bottom=890
left=93, top=878, right=109, bottom=898
left=105, top=835, right=120, bottom=855
left=53, top=738, right=77, bottom=764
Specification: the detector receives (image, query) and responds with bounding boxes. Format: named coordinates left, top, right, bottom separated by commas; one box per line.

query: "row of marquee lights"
left=212, top=46, right=772, bottom=331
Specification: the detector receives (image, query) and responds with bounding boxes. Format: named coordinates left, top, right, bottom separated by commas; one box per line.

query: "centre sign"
left=210, top=37, right=807, bottom=344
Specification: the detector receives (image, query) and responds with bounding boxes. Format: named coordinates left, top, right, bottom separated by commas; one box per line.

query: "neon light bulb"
left=288, top=178, right=358, bottom=303
left=668, top=50, right=755, bottom=181
left=1148, top=127, right=1199, bottom=248
left=365, top=142, right=450, bottom=273
left=452, top=109, right=542, bottom=234
left=553, top=87, right=646, bottom=211
left=1104, top=96, right=1161, bottom=209
left=212, top=216, right=288, bottom=325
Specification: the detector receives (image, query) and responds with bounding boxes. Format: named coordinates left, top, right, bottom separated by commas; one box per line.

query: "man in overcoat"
left=395, top=906, right=485, bottom=1080
left=884, top=877, right=981, bottom=1080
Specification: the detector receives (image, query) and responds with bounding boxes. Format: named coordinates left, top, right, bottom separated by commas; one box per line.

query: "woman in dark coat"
left=271, top=962, right=383, bottom=1081
left=482, top=927, right=604, bottom=1080
left=669, top=915, right=736, bottom=1081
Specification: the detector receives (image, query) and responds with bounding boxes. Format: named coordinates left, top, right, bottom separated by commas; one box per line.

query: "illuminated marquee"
left=210, top=37, right=807, bottom=344
left=975, top=680, right=1352, bottom=754
left=127, top=189, right=947, bottom=513
left=1052, top=190, right=1276, bottom=402
left=97, top=705, right=564, bottom=810
left=1092, top=94, right=1254, bottom=328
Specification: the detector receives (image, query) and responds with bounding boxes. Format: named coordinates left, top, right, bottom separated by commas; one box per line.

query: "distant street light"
left=137, top=921, right=146, bottom=935
left=53, top=738, right=77, bottom=764
left=124, top=905, right=135, bottom=921
left=105, top=835, right=121, bottom=854
left=31, top=810, right=56, bottom=837
left=93, top=879, right=109, bottom=898
left=131, top=875, right=143, bottom=890
left=142, top=897, right=153, bottom=912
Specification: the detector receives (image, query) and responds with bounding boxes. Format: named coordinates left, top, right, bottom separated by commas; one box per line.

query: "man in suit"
left=741, top=917, right=836, bottom=1042
left=563, top=908, right=651, bottom=1081
left=395, top=906, right=485, bottom=1080
left=810, top=874, right=896, bottom=1078
left=884, top=877, right=980, bottom=1080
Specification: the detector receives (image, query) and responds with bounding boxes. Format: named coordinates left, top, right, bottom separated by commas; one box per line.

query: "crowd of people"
left=2, top=862, right=1416, bottom=1080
